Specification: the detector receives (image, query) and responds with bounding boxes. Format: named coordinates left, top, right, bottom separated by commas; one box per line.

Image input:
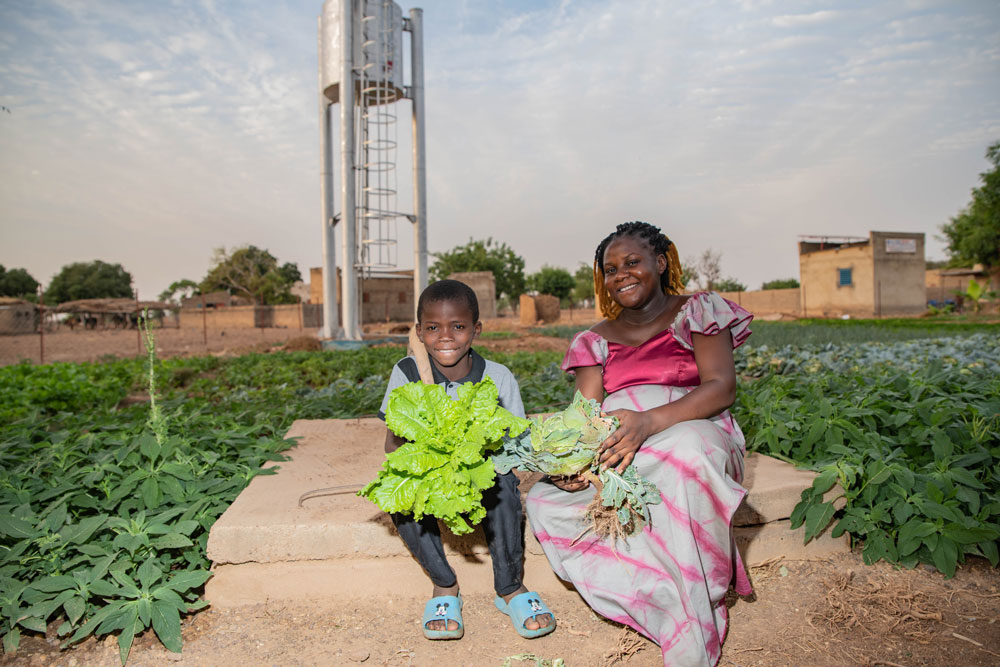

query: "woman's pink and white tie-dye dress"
left=525, top=292, right=754, bottom=667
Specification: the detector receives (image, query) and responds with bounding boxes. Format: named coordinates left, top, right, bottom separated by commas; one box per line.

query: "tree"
left=278, top=262, right=302, bottom=285
left=681, top=256, right=700, bottom=291
left=200, top=246, right=301, bottom=304
left=528, top=265, right=575, bottom=302
left=0, top=265, right=40, bottom=299
left=430, top=237, right=526, bottom=302
left=761, top=278, right=800, bottom=290
left=572, top=263, right=594, bottom=305
left=684, top=249, right=722, bottom=290
left=940, top=140, right=1000, bottom=268
left=159, top=279, right=200, bottom=304
left=44, top=260, right=133, bottom=304
left=714, top=278, right=747, bottom=292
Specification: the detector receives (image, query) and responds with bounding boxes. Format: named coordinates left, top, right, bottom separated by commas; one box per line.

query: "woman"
left=525, top=221, right=753, bottom=667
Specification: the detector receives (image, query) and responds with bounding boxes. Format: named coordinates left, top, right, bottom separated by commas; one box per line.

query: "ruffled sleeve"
left=560, top=330, right=608, bottom=374
left=671, top=292, right=753, bottom=351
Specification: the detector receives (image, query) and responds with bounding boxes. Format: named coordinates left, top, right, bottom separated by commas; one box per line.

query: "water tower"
left=318, top=0, right=427, bottom=339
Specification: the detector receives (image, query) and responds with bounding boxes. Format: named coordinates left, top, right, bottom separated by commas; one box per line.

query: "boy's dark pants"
left=391, top=470, right=524, bottom=597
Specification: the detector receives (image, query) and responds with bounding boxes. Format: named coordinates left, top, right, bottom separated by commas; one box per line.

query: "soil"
left=0, top=311, right=592, bottom=367
left=0, top=328, right=326, bottom=366
left=4, top=551, right=998, bottom=667
left=478, top=334, right=573, bottom=354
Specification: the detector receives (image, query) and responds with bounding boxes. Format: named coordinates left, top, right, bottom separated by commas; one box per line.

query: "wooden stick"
left=408, top=325, right=434, bottom=385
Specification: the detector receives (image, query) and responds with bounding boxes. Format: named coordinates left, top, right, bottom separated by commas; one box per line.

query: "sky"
left=1, top=0, right=998, bottom=301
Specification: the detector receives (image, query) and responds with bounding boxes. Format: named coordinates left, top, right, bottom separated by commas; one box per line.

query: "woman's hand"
left=549, top=473, right=590, bottom=492
left=599, top=409, right=655, bottom=473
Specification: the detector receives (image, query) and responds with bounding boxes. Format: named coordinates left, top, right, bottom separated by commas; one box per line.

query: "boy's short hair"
left=417, top=279, right=480, bottom=323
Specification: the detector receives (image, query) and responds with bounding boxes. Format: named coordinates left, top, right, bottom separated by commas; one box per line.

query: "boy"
left=378, top=279, right=555, bottom=640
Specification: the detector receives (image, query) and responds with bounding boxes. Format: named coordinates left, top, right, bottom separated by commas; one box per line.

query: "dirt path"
left=0, top=310, right=593, bottom=367
left=6, top=551, right=998, bottom=666
left=0, top=328, right=325, bottom=366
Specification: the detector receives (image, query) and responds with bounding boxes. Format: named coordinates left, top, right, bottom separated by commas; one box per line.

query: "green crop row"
left=1, top=327, right=998, bottom=661
left=0, top=330, right=294, bottom=661
left=738, top=359, right=1000, bottom=576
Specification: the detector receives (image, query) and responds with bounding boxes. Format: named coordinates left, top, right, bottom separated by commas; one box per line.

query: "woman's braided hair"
left=593, top=221, right=685, bottom=320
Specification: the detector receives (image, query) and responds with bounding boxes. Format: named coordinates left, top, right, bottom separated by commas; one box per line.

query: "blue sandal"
left=422, top=594, right=464, bottom=640
left=494, top=591, right=556, bottom=639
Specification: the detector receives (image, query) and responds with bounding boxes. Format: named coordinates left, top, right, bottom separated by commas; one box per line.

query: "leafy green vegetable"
left=496, top=392, right=660, bottom=538
left=0, top=318, right=292, bottom=661
left=359, top=378, right=530, bottom=536
left=739, top=348, right=1000, bottom=578
left=494, top=392, right=615, bottom=476
left=589, top=463, right=661, bottom=537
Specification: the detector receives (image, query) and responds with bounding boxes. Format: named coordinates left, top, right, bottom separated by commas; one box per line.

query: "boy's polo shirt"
left=378, top=348, right=526, bottom=420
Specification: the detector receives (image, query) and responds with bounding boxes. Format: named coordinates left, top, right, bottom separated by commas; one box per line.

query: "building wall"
left=307, top=268, right=416, bottom=324
left=309, top=267, right=324, bottom=305
left=447, top=272, right=497, bottom=319
left=926, top=266, right=1000, bottom=305
left=360, top=276, right=415, bottom=323
left=179, top=304, right=309, bottom=330
left=0, top=303, right=37, bottom=335
left=716, top=288, right=801, bottom=317
left=870, top=231, right=926, bottom=316
left=799, top=243, right=875, bottom=317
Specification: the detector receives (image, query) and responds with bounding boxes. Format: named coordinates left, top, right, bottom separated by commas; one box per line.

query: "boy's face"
left=416, top=299, right=481, bottom=374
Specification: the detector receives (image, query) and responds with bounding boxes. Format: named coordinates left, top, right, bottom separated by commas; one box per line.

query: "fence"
left=0, top=293, right=324, bottom=366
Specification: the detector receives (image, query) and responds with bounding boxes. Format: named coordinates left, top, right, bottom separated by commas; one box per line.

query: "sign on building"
left=885, top=238, right=917, bottom=253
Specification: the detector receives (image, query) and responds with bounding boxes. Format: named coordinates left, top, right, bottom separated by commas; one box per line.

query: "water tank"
left=321, top=0, right=405, bottom=105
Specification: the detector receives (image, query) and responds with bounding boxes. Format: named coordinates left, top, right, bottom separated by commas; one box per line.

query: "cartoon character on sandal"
left=422, top=593, right=464, bottom=640
left=495, top=590, right=556, bottom=639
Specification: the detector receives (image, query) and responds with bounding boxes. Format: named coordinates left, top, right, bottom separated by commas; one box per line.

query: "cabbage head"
left=494, top=391, right=617, bottom=476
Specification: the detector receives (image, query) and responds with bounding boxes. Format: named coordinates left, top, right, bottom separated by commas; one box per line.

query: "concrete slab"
left=206, top=418, right=849, bottom=607
left=206, top=523, right=846, bottom=608
left=734, top=453, right=829, bottom=527
left=207, top=419, right=530, bottom=565
left=207, top=553, right=570, bottom=608
left=734, top=519, right=848, bottom=565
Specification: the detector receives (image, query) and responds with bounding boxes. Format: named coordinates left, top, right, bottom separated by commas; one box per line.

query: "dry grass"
left=809, top=569, right=944, bottom=641
left=282, top=336, right=323, bottom=352
left=603, top=627, right=647, bottom=666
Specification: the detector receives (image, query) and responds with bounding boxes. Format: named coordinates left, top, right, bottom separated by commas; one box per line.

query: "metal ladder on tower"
left=357, top=0, right=399, bottom=277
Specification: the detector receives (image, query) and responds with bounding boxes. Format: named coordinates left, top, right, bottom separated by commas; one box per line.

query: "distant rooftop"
left=798, top=235, right=869, bottom=255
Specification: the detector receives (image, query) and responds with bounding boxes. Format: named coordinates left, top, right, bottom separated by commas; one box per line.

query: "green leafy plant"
left=495, top=392, right=660, bottom=539
left=359, top=378, right=530, bottom=535
left=0, top=317, right=293, bottom=661
left=738, top=349, right=1000, bottom=578
left=954, top=278, right=997, bottom=314
left=494, top=392, right=619, bottom=476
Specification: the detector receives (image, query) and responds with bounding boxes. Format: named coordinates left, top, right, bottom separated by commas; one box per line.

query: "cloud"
left=772, top=10, right=842, bottom=28
left=1, top=0, right=998, bottom=298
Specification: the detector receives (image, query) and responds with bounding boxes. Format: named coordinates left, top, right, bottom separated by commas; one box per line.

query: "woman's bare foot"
left=426, top=583, right=460, bottom=632
left=502, top=586, right=553, bottom=631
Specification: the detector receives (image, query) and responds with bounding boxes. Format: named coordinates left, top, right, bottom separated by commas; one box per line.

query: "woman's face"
left=602, top=235, right=668, bottom=309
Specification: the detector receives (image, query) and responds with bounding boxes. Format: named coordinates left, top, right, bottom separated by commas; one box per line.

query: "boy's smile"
left=416, top=299, right=482, bottom=381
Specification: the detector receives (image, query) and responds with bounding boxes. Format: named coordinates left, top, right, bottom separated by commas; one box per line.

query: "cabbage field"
left=1, top=320, right=998, bottom=660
